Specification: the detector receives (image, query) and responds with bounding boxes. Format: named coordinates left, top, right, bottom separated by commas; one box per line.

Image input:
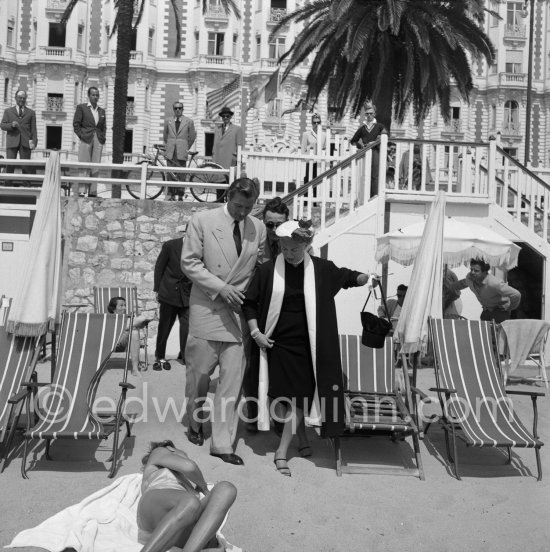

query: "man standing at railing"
left=163, top=100, right=197, bottom=201
left=1, top=90, right=37, bottom=184
left=301, top=113, right=326, bottom=183
left=350, top=103, right=387, bottom=197
left=72, top=86, right=106, bottom=197
left=212, top=106, right=243, bottom=202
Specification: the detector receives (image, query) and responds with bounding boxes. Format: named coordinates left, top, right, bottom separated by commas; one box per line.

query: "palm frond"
left=60, top=0, right=79, bottom=25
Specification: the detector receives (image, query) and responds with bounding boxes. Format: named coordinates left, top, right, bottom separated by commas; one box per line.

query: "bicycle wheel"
left=125, top=167, right=166, bottom=199
left=190, top=162, right=228, bottom=202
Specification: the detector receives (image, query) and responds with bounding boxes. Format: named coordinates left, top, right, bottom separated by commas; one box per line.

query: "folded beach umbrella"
left=6, top=152, right=62, bottom=336
left=375, top=216, right=520, bottom=270
left=394, top=192, right=445, bottom=354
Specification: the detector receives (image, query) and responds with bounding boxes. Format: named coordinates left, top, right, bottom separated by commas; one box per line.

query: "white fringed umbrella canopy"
left=6, top=152, right=63, bottom=336
left=394, top=193, right=446, bottom=354
left=376, top=217, right=520, bottom=270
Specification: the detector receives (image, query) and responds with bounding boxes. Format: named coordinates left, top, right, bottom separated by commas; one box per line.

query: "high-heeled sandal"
left=274, top=456, right=291, bottom=477
left=298, top=445, right=312, bottom=458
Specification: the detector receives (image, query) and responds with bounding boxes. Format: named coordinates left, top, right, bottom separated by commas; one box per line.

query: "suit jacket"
left=73, top=103, right=106, bottom=145
left=0, top=106, right=37, bottom=149
left=163, top=115, right=196, bottom=162
left=154, top=237, right=192, bottom=308
left=181, top=206, right=266, bottom=342
left=301, top=129, right=326, bottom=153
left=350, top=122, right=386, bottom=149
left=212, top=123, right=244, bottom=169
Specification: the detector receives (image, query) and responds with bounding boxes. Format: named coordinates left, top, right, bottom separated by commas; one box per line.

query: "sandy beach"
left=1, top=358, right=549, bottom=552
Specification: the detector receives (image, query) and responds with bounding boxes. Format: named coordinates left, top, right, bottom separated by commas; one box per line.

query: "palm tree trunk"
left=373, top=65, right=393, bottom=133
left=110, top=0, right=133, bottom=198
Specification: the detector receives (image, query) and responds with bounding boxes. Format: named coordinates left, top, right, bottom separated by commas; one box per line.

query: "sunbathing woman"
left=137, top=440, right=237, bottom=552
left=108, top=296, right=153, bottom=374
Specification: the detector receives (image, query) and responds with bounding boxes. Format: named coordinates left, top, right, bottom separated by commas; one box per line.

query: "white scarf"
left=257, top=252, right=321, bottom=430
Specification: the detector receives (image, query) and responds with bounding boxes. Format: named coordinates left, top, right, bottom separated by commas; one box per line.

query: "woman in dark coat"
left=242, top=220, right=370, bottom=476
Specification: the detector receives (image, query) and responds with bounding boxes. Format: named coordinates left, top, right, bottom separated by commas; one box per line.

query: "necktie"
left=233, top=220, right=242, bottom=257
left=271, top=240, right=279, bottom=260
left=175, top=118, right=180, bottom=132
left=18, top=107, right=23, bottom=117
left=222, top=125, right=226, bottom=135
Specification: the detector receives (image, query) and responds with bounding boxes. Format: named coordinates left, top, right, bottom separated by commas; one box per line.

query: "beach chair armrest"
left=429, top=386, right=456, bottom=394
left=20, top=381, right=48, bottom=388
left=506, top=389, right=545, bottom=398
left=8, top=388, right=31, bottom=404
left=411, top=386, right=432, bottom=402
left=119, top=382, right=136, bottom=390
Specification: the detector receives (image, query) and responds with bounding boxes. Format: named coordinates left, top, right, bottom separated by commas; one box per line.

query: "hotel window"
left=74, top=82, right=80, bottom=104
left=490, top=1, right=499, bottom=26
left=504, top=100, right=519, bottom=130
left=148, top=27, right=155, bottom=55
left=255, top=36, right=261, bottom=59
left=47, top=93, right=64, bottom=112
left=232, top=34, right=238, bottom=58
left=490, top=105, right=497, bottom=129
left=32, top=21, right=37, bottom=50
left=490, top=52, right=498, bottom=74
left=195, top=31, right=200, bottom=56
left=268, top=36, right=285, bottom=59
left=505, top=50, right=523, bottom=73
left=506, top=2, right=524, bottom=28
left=104, top=25, right=110, bottom=54
left=46, top=126, right=63, bottom=150
left=7, top=20, right=14, bottom=47
left=4, top=78, right=9, bottom=103
left=145, top=85, right=150, bottom=111
left=48, top=23, right=66, bottom=47
left=77, top=24, right=85, bottom=51
left=208, top=32, right=224, bottom=56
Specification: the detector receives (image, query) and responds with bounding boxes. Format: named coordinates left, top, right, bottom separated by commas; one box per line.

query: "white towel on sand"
left=6, top=473, right=241, bottom=552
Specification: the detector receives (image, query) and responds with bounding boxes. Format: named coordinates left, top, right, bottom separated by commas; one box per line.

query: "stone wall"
left=62, top=197, right=217, bottom=351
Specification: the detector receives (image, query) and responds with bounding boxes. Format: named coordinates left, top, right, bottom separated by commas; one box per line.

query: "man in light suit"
left=73, top=86, right=106, bottom=197
left=0, top=90, right=37, bottom=179
left=212, top=106, right=244, bottom=201
left=153, top=234, right=192, bottom=371
left=181, top=178, right=265, bottom=465
left=163, top=100, right=196, bottom=201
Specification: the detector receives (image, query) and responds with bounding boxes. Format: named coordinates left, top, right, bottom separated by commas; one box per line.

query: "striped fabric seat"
left=0, top=328, right=40, bottom=471
left=334, top=335, right=424, bottom=479
left=93, top=286, right=149, bottom=370
left=428, top=318, right=544, bottom=480
left=21, top=312, right=133, bottom=479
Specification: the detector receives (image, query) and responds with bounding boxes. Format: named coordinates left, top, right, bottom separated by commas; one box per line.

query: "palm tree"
left=61, top=0, right=239, bottom=197
left=272, top=0, right=496, bottom=131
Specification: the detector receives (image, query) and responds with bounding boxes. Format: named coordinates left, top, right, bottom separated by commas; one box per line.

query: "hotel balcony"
left=501, top=123, right=522, bottom=141
left=109, top=50, right=144, bottom=64
left=189, top=55, right=240, bottom=73
left=0, top=45, right=16, bottom=63
left=46, top=0, right=69, bottom=18
left=441, top=119, right=465, bottom=139
left=267, top=8, right=288, bottom=27
left=37, top=46, right=73, bottom=61
left=204, top=4, right=229, bottom=25
left=42, top=96, right=67, bottom=121
left=126, top=101, right=137, bottom=124
left=503, top=23, right=527, bottom=45
left=499, top=72, right=527, bottom=86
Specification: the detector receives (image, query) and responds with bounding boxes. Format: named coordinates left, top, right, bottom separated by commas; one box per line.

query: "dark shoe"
left=152, top=360, right=162, bottom=371
left=161, top=359, right=171, bottom=371
left=177, top=351, right=182, bottom=360
left=298, top=445, right=312, bottom=458
left=273, top=420, right=284, bottom=437
left=210, top=452, right=244, bottom=465
left=187, top=428, right=204, bottom=446
left=274, top=456, right=291, bottom=476
left=245, top=422, right=258, bottom=433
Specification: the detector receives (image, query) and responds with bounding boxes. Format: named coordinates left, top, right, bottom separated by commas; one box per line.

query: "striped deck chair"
left=428, top=318, right=544, bottom=481
left=93, top=286, right=149, bottom=370
left=20, top=312, right=134, bottom=478
left=0, top=328, right=41, bottom=472
left=334, top=335, right=425, bottom=479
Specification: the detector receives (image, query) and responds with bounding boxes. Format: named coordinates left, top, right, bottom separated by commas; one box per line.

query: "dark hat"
left=219, top=106, right=234, bottom=116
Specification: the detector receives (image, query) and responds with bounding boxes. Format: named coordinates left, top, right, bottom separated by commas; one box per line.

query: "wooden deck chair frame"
left=0, top=329, right=42, bottom=472
left=93, top=286, right=149, bottom=370
left=334, top=335, right=425, bottom=480
left=20, top=312, right=135, bottom=479
left=427, top=318, right=544, bottom=481
left=0, top=295, right=12, bottom=326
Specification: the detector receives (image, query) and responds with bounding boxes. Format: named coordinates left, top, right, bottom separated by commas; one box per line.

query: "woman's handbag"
left=360, top=285, right=392, bottom=349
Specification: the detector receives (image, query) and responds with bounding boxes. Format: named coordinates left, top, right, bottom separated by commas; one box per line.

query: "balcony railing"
left=205, top=4, right=229, bottom=20
left=499, top=72, right=527, bottom=84
left=501, top=123, right=522, bottom=136
left=46, top=97, right=64, bottom=112
left=110, top=50, right=143, bottom=63
left=268, top=7, right=287, bottom=22
left=39, top=46, right=72, bottom=59
left=193, top=55, right=239, bottom=69
left=504, top=23, right=526, bottom=39
left=126, top=102, right=135, bottom=117
left=442, top=120, right=463, bottom=134
left=46, top=0, right=69, bottom=10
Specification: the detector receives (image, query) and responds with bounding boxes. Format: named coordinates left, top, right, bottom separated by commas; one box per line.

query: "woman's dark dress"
left=267, top=261, right=315, bottom=408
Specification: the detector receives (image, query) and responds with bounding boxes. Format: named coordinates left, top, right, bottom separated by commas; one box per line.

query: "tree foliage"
left=273, top=0, right=496, bottom=129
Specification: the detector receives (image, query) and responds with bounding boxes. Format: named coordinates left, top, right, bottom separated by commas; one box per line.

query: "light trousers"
left=185, top=335, right=246, bottom=454
left=76, top=133, right=103, bottom=196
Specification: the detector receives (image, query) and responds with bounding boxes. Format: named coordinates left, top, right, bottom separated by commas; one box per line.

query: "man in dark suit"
left=153, top=235, right=192, bottom=371
left=163, top=100, right=196, bottom=201
left=73, top=86, right=106, bottom=197
left=0, top=90, right=37, bottom=179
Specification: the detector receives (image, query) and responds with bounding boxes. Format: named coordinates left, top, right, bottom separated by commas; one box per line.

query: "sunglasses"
left=265, top=221, right=284, bottom=229
left=174, top=107, right=183, bottom=110
left=221, top=114, right=232, bottom=118
left=312, top=120, right=321, bottom=124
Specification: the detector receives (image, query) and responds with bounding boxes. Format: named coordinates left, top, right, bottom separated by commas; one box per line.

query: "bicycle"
left=125, top=144, right=228, bottom=202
